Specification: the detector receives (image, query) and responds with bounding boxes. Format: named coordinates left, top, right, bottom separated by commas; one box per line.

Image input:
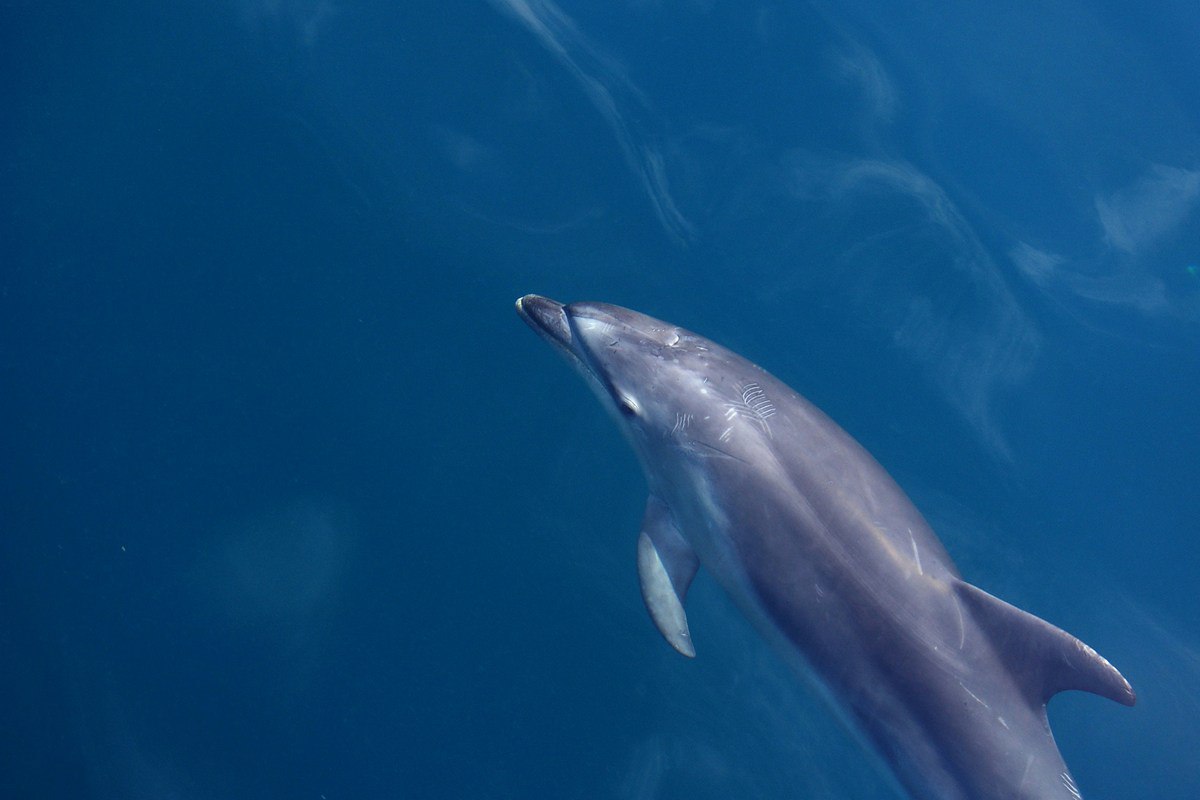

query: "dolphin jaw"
left=517, top=294, right=620, bottom=417
left=516, top=295, right=573, bottom=353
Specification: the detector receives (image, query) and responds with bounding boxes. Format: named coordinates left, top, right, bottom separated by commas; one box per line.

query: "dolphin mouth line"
left=516, top=294, right=575, bottom=355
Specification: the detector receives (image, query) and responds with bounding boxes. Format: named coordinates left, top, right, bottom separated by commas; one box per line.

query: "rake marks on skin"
left=1018, top=757, right=1034, bottom=794
left=958, top=681, right=989, bottom=710
left=725, top=382, right=777, bottom=438
left=1061, top=772, right=1082, bottom=800
left=953, top=594, right=965, bottom=650
left=908, top=528, right=923, bottom=576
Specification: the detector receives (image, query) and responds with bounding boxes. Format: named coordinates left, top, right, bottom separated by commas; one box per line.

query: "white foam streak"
left=488, top=0, right=694, bottom=244
left=1095, top=165, right=1200, bottom=255
left=788, top=154, right=1039, bottom=456
left=1011, top=242, right=1174, bottom=317
left=235, top=0, right=337, bottom=46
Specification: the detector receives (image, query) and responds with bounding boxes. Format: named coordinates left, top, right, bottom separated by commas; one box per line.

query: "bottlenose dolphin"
left=516, top=295, right=1134, bottom=800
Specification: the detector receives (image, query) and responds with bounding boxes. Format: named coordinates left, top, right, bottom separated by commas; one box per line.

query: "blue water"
left=3, top=2, right=1198, bottom=798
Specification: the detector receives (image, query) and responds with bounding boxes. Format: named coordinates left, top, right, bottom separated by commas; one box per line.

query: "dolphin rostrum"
left=516, top=295, right=1134, bottom=800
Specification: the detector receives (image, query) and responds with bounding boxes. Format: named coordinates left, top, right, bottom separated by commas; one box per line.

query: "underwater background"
left=3, top=1, right=1198, bottom=798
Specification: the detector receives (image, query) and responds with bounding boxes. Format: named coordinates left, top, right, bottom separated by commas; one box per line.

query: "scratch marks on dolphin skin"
left=953, top=594, right=966, bottom=650
left=685, top=440, right=747, bottom=463
left=575, top=316, right=617, bottom=341
left=908, top=528, right=923, bottom=576
left=671, top=413, right=694, bottom=435
left=958, top=682, right=990, bottom=710
left=1060, top=771, right=1082, bottom=800
left=741, top=382, right=777, bottom=421
left=723, top=382, right=776, bottom=438
left=1018, top=757, right=1034, bottom=794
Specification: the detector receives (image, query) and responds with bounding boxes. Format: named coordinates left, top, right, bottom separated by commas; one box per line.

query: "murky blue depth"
left=3, top=2, right=1198, bottom=798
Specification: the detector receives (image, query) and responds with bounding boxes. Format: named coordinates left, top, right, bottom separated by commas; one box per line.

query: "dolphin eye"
left=617, top=395, right=641, bottom=418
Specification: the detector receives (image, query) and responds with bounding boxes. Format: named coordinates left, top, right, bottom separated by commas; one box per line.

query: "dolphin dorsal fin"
left=637, top=496, right=699, bottom=658
left=953, top=580, right=1136, bottom=707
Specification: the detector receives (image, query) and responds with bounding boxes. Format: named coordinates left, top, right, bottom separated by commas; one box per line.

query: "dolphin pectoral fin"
left=637, top=532, right=698, bottom=658
left=637, top=497, right=699, bottom=658
left=954, top=580, right=1136, bottom=707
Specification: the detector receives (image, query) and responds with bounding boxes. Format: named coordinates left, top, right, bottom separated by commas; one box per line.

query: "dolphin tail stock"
left=954, top=580, right=1136, bottom=707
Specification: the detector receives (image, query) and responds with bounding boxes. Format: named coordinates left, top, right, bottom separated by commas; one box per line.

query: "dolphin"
left=515, top=295, right=1135, bottom=800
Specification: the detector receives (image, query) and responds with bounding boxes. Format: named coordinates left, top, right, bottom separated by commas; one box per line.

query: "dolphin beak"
left=516, top=295, right=573, bottom=353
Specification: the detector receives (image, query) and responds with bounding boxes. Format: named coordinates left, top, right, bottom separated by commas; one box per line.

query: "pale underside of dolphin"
left=516, top=295, right=1134, bottom=800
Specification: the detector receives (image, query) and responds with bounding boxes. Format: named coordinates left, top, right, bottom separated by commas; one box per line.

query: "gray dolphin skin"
left=516, top=295, right=1135, bottom=800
